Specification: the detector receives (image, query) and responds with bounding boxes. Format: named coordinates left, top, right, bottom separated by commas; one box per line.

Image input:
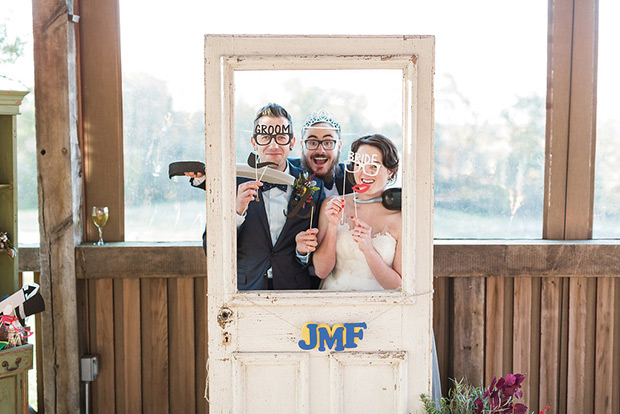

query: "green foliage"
left=434, top=81, right=546, bottom=236
left=421, top=378, right=483, bottom=414
left=122, top=72, right=205, bottom=209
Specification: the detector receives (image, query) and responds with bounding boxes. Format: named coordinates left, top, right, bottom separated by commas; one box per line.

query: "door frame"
left=204, top=34, right=435, bottom=411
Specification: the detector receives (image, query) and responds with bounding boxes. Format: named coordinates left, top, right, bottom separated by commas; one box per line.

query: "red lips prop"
left=352, top=183, right=371, bottom=193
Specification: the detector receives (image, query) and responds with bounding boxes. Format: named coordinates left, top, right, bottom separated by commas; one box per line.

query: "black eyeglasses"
left=254, top=134, right=293, bottom=146
left=302, top=139, right=338, bottom=150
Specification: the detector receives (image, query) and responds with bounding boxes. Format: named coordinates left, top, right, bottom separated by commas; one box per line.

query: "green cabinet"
left=0, top=344, right=33, bottom=414
left=0, top=87, right=28, bottom=299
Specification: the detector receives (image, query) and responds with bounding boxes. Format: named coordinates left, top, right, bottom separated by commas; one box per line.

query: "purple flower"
left=513, top=403, right=528, bottom=414
left=474, top=397, right=483, bottom=414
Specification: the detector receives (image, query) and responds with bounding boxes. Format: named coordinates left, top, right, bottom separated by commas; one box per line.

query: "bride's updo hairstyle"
left=350, top=134, right=400, bottom=183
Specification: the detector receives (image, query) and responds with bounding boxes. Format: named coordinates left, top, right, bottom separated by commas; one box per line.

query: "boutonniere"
left=0, top=232, right=16, bottom=259
left=293, top=172, right=320, bottom=205
left=285, top=172, right=320, bottom=219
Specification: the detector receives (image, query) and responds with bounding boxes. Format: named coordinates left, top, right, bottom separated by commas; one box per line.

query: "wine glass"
left=92, top=206, right=109, bottom=246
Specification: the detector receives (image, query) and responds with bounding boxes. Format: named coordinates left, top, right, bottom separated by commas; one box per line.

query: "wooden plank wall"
left=433, top=275, right=620, bottom=414
left=76, top=272, right=619, bottom=414
left=81, top=276, right=209, bottom=414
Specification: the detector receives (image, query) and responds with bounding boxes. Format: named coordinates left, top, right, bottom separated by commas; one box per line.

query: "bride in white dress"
left=302, top=134, right=442, bottom=405
left=312, top=134, right=402, bottom=290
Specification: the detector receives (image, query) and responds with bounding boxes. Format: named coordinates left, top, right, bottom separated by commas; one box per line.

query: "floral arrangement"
left=421, top=373, right=550, bottom=414
left=0, top=231, right=16, bottom=259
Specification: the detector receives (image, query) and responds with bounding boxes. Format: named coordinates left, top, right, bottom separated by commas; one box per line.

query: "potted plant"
left=421, top=373, right=551, bottom=414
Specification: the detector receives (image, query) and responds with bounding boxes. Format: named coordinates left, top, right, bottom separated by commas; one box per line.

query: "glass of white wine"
left=92, top=206, right=109, bottom=246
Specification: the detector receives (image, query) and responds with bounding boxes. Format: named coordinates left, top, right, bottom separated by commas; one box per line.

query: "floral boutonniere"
left=0, top=232, right=16, bottom=259
left=286, top=172, right=320, bottom=219
left=293, top=172, right=320, bottom=204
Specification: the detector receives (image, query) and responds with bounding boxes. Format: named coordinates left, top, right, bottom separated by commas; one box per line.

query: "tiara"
left=302, top=110, right=341, bottom=133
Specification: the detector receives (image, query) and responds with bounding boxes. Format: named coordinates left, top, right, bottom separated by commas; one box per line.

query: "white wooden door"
left=205, top=35, right=434, bottom=414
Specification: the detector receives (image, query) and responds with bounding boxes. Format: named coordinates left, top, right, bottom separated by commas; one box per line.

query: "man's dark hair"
left=253, top=103, right=293, bottom=135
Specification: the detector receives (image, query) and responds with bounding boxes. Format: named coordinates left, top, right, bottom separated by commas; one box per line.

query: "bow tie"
left=262, top=182, right=288, bottom=192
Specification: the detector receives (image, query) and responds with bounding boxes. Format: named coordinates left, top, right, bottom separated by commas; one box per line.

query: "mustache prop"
left=168, top=158, right=294, bottom=186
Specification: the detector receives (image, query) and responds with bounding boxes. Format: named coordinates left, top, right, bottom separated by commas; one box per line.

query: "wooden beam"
left=32, top=0, right=82, bottom=412
left=566, top=278, right=596, bottom=412
left=564, top=0, right=598, bottom=240
left=75, top=243, right=207, bottom=279
left=543, top=0, right=574, bottom=240
left=169, top=278, right=197, bottom=414
left=485, top=277, right=507, bottom=384
left=141, top=279, right=170, bottom=414
left=451, top=278, right=485, bottom=386
left=538, top=277, right=563, bottom=413
left=594, top=278, right=618, bottom=414
left=79, top=0, right=125, bottom=242
left=434, top=243, right=620, bottom=278
left=89, top=279, right=116, bottom=413
left=69, top=242, right=620, bottom=279
left=114, top=278, right=142, bottom=413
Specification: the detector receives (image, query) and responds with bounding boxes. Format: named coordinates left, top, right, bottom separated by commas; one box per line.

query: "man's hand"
left=295, top=228, right=319, bottom=255
left=184, top=172, right=204, bottom=179
left=236, top=181, right=262, bottom=215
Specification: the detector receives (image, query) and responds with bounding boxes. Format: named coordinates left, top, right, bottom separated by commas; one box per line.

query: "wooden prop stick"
left=254, top=152, right=260, bottom=202
left=341, top=171, right=347, bottom=225
left=258, top=167, right=269, bottom=183
left=310, top=205, right=314, bottom=229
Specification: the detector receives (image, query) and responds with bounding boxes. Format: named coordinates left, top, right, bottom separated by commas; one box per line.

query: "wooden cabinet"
left=0, top=86, right=28, bottom=298
left=0, top=344, right=33, bottom=414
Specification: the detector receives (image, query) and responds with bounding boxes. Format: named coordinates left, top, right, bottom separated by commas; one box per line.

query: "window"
left=2, top=2, right=39, bottom=244
left=119, top=0, right=547, bottom=240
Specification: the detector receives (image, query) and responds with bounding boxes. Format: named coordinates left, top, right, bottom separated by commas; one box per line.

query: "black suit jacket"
left=236, top=163, right=324, bottom=290
left=288, top=159, right=353, bottom=196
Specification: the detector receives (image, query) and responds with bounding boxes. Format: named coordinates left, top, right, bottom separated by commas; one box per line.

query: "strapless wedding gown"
left=319, top=223, right=397, bottom=291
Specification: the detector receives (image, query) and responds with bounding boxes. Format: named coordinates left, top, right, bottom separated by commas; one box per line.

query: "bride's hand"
left=351, top=218, right=373, bottom=253
left=325, top=198, right=345, bottom=226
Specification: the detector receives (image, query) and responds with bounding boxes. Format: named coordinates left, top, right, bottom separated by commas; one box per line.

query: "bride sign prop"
left=343, top=149, right=400, bottom=218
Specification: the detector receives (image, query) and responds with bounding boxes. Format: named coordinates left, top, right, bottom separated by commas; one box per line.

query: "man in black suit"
left=234, top=103, right=324, bottom=290
left=289, top=110, right=353, bottom=197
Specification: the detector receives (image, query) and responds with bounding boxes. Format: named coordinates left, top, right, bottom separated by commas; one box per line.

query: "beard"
left=301, top=149, right=340, bottom=184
